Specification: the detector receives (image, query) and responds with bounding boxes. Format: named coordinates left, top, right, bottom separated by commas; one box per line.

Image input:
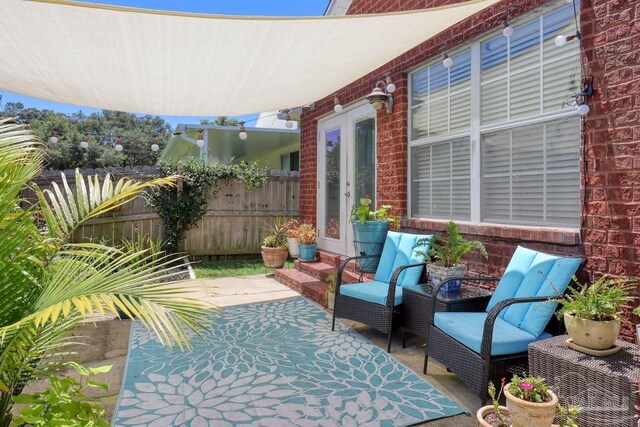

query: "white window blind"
left=409, top=1, right=581, bottom=228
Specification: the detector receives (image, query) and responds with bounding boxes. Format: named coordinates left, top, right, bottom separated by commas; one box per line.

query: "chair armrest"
left=429, top=277, right=500, bottom=323
left=336, top=254, right=381, bottom=291
left=385, top=262, right=430, bottom=307
left=480, top=295, right=559, bottom=360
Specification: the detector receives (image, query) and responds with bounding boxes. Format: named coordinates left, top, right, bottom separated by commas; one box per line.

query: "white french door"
left=317, top=103, right=376, bottom=255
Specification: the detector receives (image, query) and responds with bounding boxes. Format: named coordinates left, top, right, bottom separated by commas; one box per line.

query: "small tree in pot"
left=297, top=223, right=318, bottom=262
left=351, top=197, right=399, bottom=273
left=558, top=275, right=636, bottom=353
left=414, top=221, right=487, bottom=294
left=261, top=217, right=289, bottom=269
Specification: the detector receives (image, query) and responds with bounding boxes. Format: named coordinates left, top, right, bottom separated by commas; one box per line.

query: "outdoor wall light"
left=151, top=136, right=159, bottom=152
left=49, top=132, right=59, bottom=144
left=333, top=97, right=343, bottom=114
left=500, top=16, right=513, bottom=38
left=80, top=135, right=89, bottom=149
left=365, top=81, right=394, bottom=114
left=114, top=136, right=123, bottom=152
left=442, top=53, right=453, bottom=69
left=196, top=130, right=205, bottom=148
left=238, top=122, right=248, bottom=140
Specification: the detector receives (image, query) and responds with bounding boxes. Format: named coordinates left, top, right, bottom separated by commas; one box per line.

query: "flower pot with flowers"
left=504, top=375, right=558, bottom=427
left=297, top=223, right=318, bottom=262
left=414, top=221, right=487, bottom=294
left=260, top=217, right=289, bottom=269
left=284, top=218, right=300, bottom=259
left=557, top=275, right=637, bottom=353
left=350, top=197, right=399, bottom=273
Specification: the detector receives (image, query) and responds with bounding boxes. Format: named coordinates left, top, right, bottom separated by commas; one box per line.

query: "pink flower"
left=519, top=381, right=534, bottom=390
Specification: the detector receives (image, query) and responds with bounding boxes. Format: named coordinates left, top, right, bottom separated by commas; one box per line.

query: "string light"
left=333, top=97, right=343, bottom=114
left=238, top=121, right=248, bottom=140
left=114, top=136, right=123, bottom=152
left=500, top=16, right=513, bottom=38
left=151, top=135, right=159, bottom=152
left=49, top=132, right=59, bottom=144
left=442, top=53, right=453, bottom=68
left=385, top=75, right=396, bottom=93
left=284, top=113, right=294, bottom=129
left=196, top=130, right=205, bottom=148
left=80, top=135, right=89, bottom=149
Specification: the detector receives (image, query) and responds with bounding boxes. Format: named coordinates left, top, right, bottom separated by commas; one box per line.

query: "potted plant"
left=633, top=306, right=640, bottom=350
left=504, top=375, right=558, bottom=427
left=284, top=218, right=300, bottom=259
left=325, top=272, right=337, bottom=310
left=477, top=379, right=511, bottom=427
left=557, top=275, right=636, bottom=352
left=260, top=217, right=289, bottom=269
left=297, top=223, right=317, bottom=262
left=414, top=221, right=487, bottom=294
left=351, top=197, right=400, bottom=273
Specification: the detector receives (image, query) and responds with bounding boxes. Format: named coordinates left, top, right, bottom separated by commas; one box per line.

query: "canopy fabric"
left=0, top=0, right=499, bottom=116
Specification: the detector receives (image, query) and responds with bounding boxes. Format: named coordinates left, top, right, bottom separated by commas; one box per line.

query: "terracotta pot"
left=476, top=405, right=509, bottom=427
left=261, top=246, right=289, bottom=268
left=428, top=263, right=467, bottom=294
left=564, top=312, right=621, bottom=350
left=287, top=237, right=300, bottom=258
left=504, top=383, right=558, bottom=427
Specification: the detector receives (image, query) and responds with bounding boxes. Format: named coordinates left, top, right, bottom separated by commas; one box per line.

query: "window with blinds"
left=409, top=1, right=581, bottom=229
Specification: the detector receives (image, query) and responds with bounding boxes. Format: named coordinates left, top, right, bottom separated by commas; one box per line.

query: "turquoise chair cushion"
left=485, top=246, right=582, bottom=338
left=339, top=280, right=403, bottom=306
left=373, top=231, right=430, bottom=286
left=434, top=312, right=552, bottom=356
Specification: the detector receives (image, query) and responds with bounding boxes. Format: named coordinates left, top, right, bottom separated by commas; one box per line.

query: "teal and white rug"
left=113, top=297, right=465, bottom=426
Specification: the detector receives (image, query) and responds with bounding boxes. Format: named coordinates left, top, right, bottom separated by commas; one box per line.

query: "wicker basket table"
left=401, top=283, right=493, bottom=347
left=529, top=335, right=640, bottom=427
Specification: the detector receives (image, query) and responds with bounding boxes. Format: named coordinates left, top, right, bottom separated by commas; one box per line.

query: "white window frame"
left=407, top=2, right=581, bottom=229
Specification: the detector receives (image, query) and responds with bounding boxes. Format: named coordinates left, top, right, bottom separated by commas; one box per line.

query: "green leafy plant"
left=147, top=158, right=268, bottom=253
left=296, top=223, right=317, bottom=245
left=556, top=403, right=581, bottom=427
left=414, top=221, right=487, bottom=267
left=120, top=231, right=165, bottom=267
left=262, top=217, right=288, bottom=248
left=0, top=119, right=216, bottom=425
left=487, top=378, right=509, bottom=427
left=350, top=198, right=399, bottom=229
left=557, top=275, right=637, bottom=321
left=507, top=375, right=551, bottom=403
left=324, top=272, right=338, bottom=303
left=11, top=363, right=112, bottom=427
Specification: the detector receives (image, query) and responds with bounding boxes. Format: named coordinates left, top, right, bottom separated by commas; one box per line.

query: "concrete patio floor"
left=23, top=275, right=478, bottom=426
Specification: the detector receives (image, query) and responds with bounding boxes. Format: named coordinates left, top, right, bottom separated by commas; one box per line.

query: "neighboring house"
left=162, top=115, right=300, bottom=170
left=298, top=0, right=638, bottom=330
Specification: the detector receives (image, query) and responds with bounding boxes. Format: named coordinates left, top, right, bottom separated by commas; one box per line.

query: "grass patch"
left=192, top=258, right=291, bottom=279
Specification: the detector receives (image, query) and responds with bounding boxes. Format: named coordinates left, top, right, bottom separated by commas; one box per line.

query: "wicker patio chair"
left=423, top=246, right=585, bottom=404
left=331, top=231, right=431, bottom=353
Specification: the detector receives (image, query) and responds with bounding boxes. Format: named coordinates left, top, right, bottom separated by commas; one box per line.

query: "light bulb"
left=115, top=144, right=123, bottom=152
left=577, top=103, right=590, bottom=115
left=197, top=139, right=205, bottom=148
left=49, top=136, right=58, bottom=144
left=554, top=35, right=567, bottom=47
left=285, top=120, right=294, bottom=129
left=502, top=26, right=514, bottom=38
left=443, top=56, right=453, bottom=68
left=151, top=143, right=160, bottom=152
left=80, top=140, right=89, bottom=149
left=386, top=82, right=396, bottom=93
left=371, top=100, right=383, bottom=111
left=239, top=131, right=248, bottom=140
left=334, top=104, right=343, bottom=114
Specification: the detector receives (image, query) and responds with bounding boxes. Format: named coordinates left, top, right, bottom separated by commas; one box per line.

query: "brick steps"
left=274, top=268, right=328, bottom=306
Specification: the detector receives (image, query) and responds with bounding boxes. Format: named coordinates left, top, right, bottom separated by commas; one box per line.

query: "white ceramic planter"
left=287, top=237, right=300, bottom=258
left=504, top=383, right=558, bottom=427
left=564, top=312, right=620, bottom=350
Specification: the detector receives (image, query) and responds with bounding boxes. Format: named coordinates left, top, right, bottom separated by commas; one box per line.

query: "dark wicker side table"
left=529, top=335, right=640, bottom=427
left=401, top=283, right=493, bottom=347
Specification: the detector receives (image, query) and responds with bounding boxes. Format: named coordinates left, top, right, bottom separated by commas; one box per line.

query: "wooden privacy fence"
left=27, top=166, right=300, bottom=257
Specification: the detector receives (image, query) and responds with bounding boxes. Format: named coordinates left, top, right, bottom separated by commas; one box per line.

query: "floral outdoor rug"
left=113, top=297, right=464, bottom=426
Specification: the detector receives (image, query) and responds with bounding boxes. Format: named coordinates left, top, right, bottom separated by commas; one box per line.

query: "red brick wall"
left=299, top=0, right=640, bottom=338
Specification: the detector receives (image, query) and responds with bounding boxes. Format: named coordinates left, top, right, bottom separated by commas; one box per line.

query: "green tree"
left=0, top=119, right=216, bottom=425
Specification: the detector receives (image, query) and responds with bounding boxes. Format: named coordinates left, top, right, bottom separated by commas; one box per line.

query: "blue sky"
left=1, top=0, right=329, bottom=128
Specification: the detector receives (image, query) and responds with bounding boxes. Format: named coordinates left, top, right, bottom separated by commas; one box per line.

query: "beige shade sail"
left=0, top=0, right=499, bottom=116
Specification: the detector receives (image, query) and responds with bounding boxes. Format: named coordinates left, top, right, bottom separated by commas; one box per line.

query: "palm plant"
left=0, top=119, right=217, bottom=425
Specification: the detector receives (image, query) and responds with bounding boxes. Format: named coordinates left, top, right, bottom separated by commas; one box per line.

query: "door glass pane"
left=354, top=118, right=375, bottom=208
left=325, top=128, right=341, bottom=239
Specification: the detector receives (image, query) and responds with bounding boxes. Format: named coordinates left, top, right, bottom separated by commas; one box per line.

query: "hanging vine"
left=147, top=158, right=268, bottom=253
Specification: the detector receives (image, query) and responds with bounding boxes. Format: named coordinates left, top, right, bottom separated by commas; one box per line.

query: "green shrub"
left=414, top=221, right=487, bottom=268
